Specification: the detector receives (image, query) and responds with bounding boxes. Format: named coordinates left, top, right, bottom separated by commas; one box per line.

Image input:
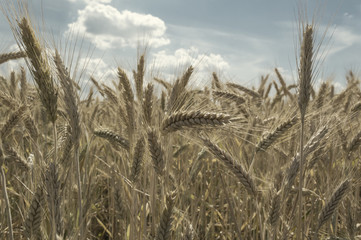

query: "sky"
left=1, top=0, right=361, bottom=91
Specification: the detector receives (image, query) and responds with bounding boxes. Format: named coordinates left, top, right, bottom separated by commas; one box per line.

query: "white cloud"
left=67, top=0, right=112, bottom=3
left=150, top=47, right=230, bottom=87
left=323, top=26, right=361, bottom=57
left=67, top=3, right=170, bottom=49
left=78, top=57, right=115, bottom=81
left=153, top=47, right=229, bottom=72
left=344, top=12, right=353, bottom=19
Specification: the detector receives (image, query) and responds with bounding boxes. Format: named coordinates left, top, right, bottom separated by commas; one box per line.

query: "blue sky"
left=1, top=0, right=361, bottom=90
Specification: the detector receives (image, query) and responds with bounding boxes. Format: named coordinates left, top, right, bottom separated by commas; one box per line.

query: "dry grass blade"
left=202, top=137, right=258, bottom=196
left=162, top=110, right=231, bottom=133
left=256, top=116, right=298, bottom=152
left=317, top=179, right=351, bottom=231
left=0, top=51, right=26, bottom=65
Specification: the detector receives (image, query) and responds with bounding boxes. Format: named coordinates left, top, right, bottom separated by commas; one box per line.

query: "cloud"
left=330, top=26, right=361, bottom=50
left=150, top=47, right=230, bottom=87
left=67, top=0, right=112, bottom=3
left=67, top=3, right=170, bottom=49
left=344, top=12, right=353, bottom=19
left=78, top=57, right=115, bottom=81
left=153, top=47, right=229, bottom=72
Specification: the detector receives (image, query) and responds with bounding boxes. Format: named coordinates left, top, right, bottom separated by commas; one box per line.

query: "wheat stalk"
left=297, top=24, right=314, bottom=240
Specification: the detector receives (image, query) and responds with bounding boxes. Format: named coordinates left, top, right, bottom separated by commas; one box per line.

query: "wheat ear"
left=212, top=72, right=222, bottom=89
left=0, top=146, right=14, bottom=240
left=54, top=50, right=80, bottom=146
left=1, top=104, right=27, bottom=140
left=45, top=162, right=62, bottom=237
left=213, top=90, right=246, bottom=105
left=162, top=110, right=231, bottom=133
left=284, top=126, right=328, bottom=196
left=131, top=136, right=145, bottom=183
left=256, top=116, right=298, bottom=152
left=226, top=82, right=261, bottom=98
left=24, top=186, right=44, bottom=240
left=153, top=77, right=171, bottom=90
left=94, top=129, right=130, bottom=150
left=143, top=83, right=154, bottom=125
left=18, top=17, right=58, bottom=123
left=168, top=66, right=193, bottom=111
left=202, top=137, right=257, bottom=196
left=317, top=179, right=351, bottom=231
left=0, top=51, right=26, bottom=65
left=297, top=24, right=313, bottom=240
left=156, top=192, right=176, bottom=240
left=135, top=54, right=145, bottom=101
left=147, top=128, right=165, bottom=176
left=118, top=67, right=135, bottom=138
left=269, top=191, right=281, bottom=239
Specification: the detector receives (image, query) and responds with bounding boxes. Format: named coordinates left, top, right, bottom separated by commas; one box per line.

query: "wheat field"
left=0, top=3, right=360, bottom=240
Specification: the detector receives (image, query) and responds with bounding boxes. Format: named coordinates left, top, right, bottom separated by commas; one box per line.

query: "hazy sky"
left=1, top=0, right=361, bottom=90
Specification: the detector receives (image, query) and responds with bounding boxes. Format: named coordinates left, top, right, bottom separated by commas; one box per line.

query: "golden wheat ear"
left=17, top=17, right=58, bottom=124
left=0, top=51, right=26, bottom=65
